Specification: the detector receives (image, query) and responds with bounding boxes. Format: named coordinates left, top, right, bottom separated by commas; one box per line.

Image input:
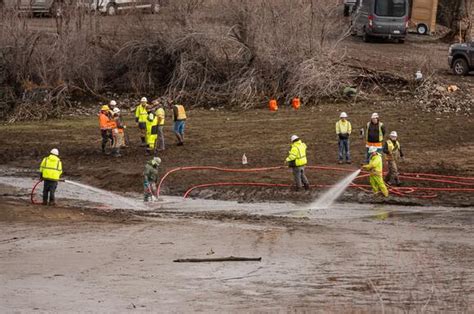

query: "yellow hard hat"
left=101, top=105, right=110, bottom=111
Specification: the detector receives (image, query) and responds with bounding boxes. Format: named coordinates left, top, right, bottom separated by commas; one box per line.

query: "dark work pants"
left=43, top=180, right=58, bottom=204
left=101, top=129, right=113, bottom=152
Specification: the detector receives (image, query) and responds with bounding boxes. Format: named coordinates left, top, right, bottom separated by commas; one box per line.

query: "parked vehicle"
left=1, top=0, right=61, bottom=15
left=89, top=0, right=161, bottom=15
left=343, top=0, right=357, bottom=16
left=351, top=0, right=409, bottom=43
left=449, top=41, right=474, bottom=76
left=410, top=0, right=438, bottom=35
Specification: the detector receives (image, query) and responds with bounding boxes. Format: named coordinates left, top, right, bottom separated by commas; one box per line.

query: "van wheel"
left=343, top=5, right=350, bottom=16
left=106, top=3, right=117, bottom=16
left=452, top=58, right=469, bottom=76
left=363, top=32, right=372, bottom=43
left=416, top=24, right=428, bottom=35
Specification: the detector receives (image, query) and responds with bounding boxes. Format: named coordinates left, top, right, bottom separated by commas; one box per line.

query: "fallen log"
left=173, top=256, right=262, bottom=263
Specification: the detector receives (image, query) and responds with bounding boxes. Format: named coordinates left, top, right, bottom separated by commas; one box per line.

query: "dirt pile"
left=414, top=80, right=473, bottom=115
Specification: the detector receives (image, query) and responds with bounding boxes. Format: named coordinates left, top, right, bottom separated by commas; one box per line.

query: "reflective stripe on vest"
left=175, top=105, right=187, bottom=120
left=40, top=155, right=62, bottom=181
left=366, top=122, right=384, bottom=143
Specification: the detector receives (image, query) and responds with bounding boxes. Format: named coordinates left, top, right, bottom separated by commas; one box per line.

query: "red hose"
left=31, top=180, right=43, bottom=205
left=182, top=181, right=473, bottom=199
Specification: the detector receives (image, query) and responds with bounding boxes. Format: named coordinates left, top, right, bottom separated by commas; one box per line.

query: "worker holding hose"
left=285, top=135, right=310, bottom=191
left=362, top=146, right=389, bottom=197
left=39, top=148, right=63, bottom=206
left=383, top=131, right=404, bottom=186
left=144, top=157, right=161, bottom=202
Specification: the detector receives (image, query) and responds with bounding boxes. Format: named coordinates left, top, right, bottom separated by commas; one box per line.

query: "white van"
left=88, top=0, right=161, bottom=15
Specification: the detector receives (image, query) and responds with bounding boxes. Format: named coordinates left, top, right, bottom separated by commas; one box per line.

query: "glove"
left=39, top=173, right=43, bottom=180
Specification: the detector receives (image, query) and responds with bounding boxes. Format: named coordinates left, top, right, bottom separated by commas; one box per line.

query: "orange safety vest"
left=99, top=112, right=111, bottom=130
left=174, top=105, right=187, bottom=120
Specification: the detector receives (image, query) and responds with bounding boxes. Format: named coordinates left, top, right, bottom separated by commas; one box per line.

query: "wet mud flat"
left=1, top=184, right=473, bottom=312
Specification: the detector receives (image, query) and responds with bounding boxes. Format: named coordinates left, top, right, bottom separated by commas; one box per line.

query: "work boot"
left=346, top=160, right=352, bottom=164
left=42, top=201, right=48, bottom=206
left=338, top=160, right=343, bottom=164
left=140, top=137, right=147, bottom=147
left=303, top=183, right=310, bottom=191
left=177, top=142, right=184, bottom=146
left=49, top=202, right=56, bottom=206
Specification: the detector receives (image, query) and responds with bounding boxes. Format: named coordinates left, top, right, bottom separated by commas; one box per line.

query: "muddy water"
left=1, top=174, right=474, bottom=312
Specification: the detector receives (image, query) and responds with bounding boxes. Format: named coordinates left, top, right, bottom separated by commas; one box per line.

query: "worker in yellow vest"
left=145, top=112, right=158, bottom=155
left=362, top=146, right=389, bottom=197
left=154, top=100, right=166, bottom=151
left=173, top=103, right=187, bottom=146
left=135, top=97, right=149, bottom=146
left=383, top=131, right=404, bottom=186
left=39, top=148, right=63, bottom=206
left=365, top=112, right=386, bottom=162
left=336, top=112, right=352, bottom=164
left=285, top=135, right=310, bottom=191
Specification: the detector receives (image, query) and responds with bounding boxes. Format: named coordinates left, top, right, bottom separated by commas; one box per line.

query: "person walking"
left=39, top=148, right=63, bottom=206
left=154, top=100, right=166, bottom=151
left=172, top=103, right=187, bottom=146
left=336, top=112, right=352, bottom=164
left=383, top=131, right=404, bottom=186
left=99, top=105, right=113, bottom=154
left=365, top=112, right=386, bottom=162
left=135, top=97, right=149, bottom=146
left=143, top=157, right=161, bottom=202
left=285, top=135, right=310, bottom=191
left=362, top=146, right=389, bottom=197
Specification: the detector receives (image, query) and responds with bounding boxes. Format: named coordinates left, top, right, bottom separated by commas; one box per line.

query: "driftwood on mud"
left=173, top=256, right=262, bottom=263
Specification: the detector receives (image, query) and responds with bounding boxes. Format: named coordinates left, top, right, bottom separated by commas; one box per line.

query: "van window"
left=375, top=0, right=406, bottom=17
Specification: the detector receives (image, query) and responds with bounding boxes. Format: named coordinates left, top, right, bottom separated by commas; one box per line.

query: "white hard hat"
left=112, top=107, right=120, bottom=114
left=340, top=112, right=348, bottom=118
left=141, top=97, right=148, bottom=103
left=371, top=112, right=379, bottom=119
left=151, top=157, right=161, bottom=166
left=50, top=148, right=59, bottom=156
left=390, top=131, right=398, bottom=138
left=368, top=146, right=378, bottom=154
left=109, top=100, right=117, bottom=107
left=290, top=135, right=299, bottom=142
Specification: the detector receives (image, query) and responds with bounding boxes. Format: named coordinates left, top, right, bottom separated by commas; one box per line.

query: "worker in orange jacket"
left=99, top=105, right=114, bottom=154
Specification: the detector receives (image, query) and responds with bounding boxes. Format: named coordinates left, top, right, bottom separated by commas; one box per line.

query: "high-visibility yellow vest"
left=286, top=140, right=308, bottom=167
left=146, top=114, right=158, bottom=149
left=156, top=107, right=165, bottom=126
left=336, top=120, right=352, bottom=134
left=363, top=153, right=383, bottom=176
left=39, top=154, right=63, bottom=181
left=175, top=105, right=187, bottom=120
left=385, top=139, right=401, bottom=161
left=135, top=104, right=148, bottom=123
left=366, top=122, right=384, bottom=143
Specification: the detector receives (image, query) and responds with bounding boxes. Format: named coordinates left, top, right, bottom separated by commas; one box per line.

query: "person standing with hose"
left=39, top=148, right=63, bottom=206
left=143, top=157, right=161, bottom=202
left=362, top=146, right=389, bottom=197
left=285, top=135, right=310, bottom=191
